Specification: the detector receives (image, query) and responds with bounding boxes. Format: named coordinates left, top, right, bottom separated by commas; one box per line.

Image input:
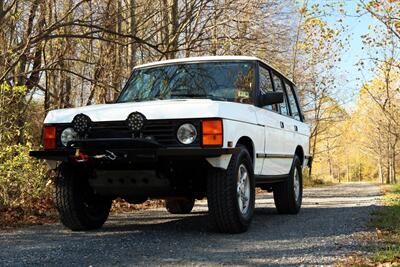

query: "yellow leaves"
left=0, top=144, right=49, bottom=209
left=297, top=14, right=341, bottom=68
left=305, top=17, right=326, bottom=27
left=363, top=0, right=400, bottom=35
left=0, top=83, right=28, bottom=94
left=299, top=6, right=307, bottom=15
left=395, top=21, right=400, bottom=35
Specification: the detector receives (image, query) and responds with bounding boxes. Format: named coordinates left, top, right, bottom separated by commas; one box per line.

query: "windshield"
left=117, top=61, right=255, bottom=104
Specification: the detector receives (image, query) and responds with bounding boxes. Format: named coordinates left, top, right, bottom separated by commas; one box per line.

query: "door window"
left=284, top=81, right=301, bottom=121
left=272, top=74, right=290, bottom=116
left=259, top=66, right=276, bottom=111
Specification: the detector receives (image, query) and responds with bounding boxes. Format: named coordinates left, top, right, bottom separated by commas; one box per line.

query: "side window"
left=259, top=66, right=276, bottom=111
left=272, top=73, right=289, bottom=116
left=285, top=81, right=301, bottom=121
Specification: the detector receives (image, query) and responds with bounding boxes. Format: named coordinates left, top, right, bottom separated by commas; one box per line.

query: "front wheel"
left=273, top=155, right=303, bottom=214
left=54, top=164, right=112, bottom=231
left=207, top=146, right=255, bottom=234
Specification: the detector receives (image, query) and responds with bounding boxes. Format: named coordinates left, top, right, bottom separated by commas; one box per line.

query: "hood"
left=44, top=99, right=258, bottom=124
left=45, top=99, right=223, bottom=124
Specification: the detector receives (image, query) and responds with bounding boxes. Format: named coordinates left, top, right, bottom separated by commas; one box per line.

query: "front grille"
left=86, top=119, right=201, bottom=147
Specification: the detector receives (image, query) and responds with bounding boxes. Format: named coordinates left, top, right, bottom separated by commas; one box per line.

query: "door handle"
left=294, top=125, right=298, bottom=132
left=280, top=121, right=284, bottom=128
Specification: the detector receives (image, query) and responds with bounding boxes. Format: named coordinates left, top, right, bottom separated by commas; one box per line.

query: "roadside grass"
left=304, top=178, right=335, bottom=187
left=337, top=184, right=400, bottom=267
left=303, top=171, right=336, bottom=187
left=369, top=184, right=400, bottom=264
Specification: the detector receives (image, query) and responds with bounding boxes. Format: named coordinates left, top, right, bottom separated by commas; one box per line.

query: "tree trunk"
left=130, top=0, right=137, bottom=68
left=378, top=158, right=384, bottom=184
left=162, top=0, right=170, bottom=58
left=393, top=153, right=397, bottom=183
left=170, top=0, right=178, bottom=59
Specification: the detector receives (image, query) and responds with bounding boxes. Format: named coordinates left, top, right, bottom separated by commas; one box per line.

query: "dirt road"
left=0, top=183, right=381, bottom=266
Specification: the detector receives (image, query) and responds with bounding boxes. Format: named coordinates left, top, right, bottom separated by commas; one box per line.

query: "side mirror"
left=259, top=92, right=284, bottom=106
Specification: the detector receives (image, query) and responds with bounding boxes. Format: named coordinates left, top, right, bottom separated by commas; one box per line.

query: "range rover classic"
left=30, top=56, right=311, bottom=234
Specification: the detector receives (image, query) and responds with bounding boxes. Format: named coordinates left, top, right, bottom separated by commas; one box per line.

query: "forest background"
left=0, top=0, right=399, bottom=222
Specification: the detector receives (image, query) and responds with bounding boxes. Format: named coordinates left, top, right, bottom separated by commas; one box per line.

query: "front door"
left=255, top=65, right=293, bottom=175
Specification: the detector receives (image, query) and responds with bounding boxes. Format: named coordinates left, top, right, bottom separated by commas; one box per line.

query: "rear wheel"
left=165, top=198, right=195, bottom=214
left=207, top=146, right=255, bottom=233
left=273, top=155, right=303, bottom=214
left=54, top=164, right=112, bottom=231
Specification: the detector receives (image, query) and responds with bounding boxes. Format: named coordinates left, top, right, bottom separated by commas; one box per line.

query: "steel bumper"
left=30, top=138, right=238, bottom=161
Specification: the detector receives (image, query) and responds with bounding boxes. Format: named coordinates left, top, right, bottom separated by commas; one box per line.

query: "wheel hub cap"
left=237, top=164, right=250, bottom=214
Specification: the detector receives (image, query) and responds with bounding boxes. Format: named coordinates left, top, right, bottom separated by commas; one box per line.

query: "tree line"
left=0, top=0, right=398, bottom=187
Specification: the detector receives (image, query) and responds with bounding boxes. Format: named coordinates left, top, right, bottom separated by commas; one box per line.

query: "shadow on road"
left=0, top=183, right=381, bottom=266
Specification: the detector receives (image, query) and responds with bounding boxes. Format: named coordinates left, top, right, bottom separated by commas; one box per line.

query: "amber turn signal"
left=43, top=126, right=56, bottom=150
left=202, top=119, right=223, bottom=146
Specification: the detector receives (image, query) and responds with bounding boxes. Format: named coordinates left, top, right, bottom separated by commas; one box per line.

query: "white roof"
left=134, top=56, right=295, bottom=85
left=134, top=56, right=258, bottom=69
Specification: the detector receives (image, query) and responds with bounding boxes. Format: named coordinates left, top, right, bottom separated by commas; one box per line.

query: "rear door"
left=284, top=82, right=310, bottom=163
left=267, top=72, right=296, bottom=174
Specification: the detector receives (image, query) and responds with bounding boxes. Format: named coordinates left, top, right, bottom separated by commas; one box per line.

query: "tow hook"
left=73, top=149, right=117, bottom=162
left=93, top=150, right=117, bottom=161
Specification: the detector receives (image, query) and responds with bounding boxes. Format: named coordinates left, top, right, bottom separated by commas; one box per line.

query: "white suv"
left=31, top=56, right=311, bottom=234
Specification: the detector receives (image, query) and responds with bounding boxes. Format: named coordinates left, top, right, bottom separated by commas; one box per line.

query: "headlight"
left=177, top=123, right=197, bottom=145
left=61, top=128, right=77, bottom=146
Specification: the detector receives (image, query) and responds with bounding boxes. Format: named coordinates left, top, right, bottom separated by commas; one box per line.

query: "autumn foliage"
left=0, top=0, right=399, bottom=227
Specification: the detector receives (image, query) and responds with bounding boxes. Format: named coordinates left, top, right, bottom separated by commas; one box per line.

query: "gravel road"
left=0, top=182, right=381, bottom=266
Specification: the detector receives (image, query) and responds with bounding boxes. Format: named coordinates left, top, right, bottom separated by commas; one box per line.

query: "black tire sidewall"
left=288, top=156, right=303, bottom=212
left=272, top=155, right=303, bottom=214
left=231, top=147, right=255, bottom=225
left=55, top=164, right=111, bottom=230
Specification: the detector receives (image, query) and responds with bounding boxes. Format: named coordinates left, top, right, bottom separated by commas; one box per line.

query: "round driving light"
left=127, top=112, right=146, bottom=132
left=61, top=128, right=77, bottom=146
left=177, top=123, right=197, bottom=144
left=72, top=113, right=91, bottom=135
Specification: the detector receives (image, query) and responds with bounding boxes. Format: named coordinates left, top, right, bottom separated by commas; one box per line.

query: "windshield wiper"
left=170, top=93, right=227, bottom=101
left=170, top=93, right=205, bottom=97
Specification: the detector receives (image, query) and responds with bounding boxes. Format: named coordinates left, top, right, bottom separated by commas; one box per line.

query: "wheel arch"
left=236, top=136, right=255, bottom=165
left=294, top=145, right=304, bottom=166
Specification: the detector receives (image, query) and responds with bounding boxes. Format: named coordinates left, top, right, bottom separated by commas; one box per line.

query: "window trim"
left=290, top=84, right=304, bottom=122
left=282, top=80, right=294, bottom=117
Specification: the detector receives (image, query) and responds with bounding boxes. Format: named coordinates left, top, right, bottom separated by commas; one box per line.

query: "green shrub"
left=0, top=143, right=50, bottom=210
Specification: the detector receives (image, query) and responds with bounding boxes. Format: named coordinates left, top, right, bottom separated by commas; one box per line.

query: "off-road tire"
left=54, top=164, right=112, bottom=231
left=273, top=155, right=303, bottom=214
left=207, top=146, right=255, bottom=234
left=165, top=198, right=195, bottom=214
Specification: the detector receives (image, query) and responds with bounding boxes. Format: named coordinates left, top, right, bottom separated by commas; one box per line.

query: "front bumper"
left=29, top=138, right=237, bottom=162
